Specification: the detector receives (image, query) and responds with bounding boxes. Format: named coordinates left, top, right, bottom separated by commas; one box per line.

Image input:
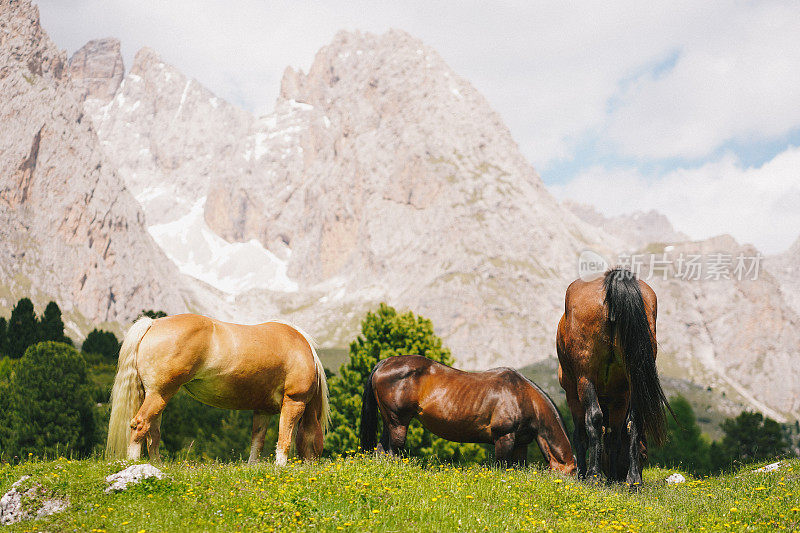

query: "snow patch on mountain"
left=148, top=199, right=297, bottom=295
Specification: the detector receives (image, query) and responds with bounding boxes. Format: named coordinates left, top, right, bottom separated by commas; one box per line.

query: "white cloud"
left=550, top=147, right=800, bottom=254
left=605, top=2, right=800, bottom=160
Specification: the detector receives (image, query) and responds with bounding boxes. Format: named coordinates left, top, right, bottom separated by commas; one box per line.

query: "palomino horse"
left=360, top=355, right=576, bottom=473
left=106, top=314, right=329, bottom=464
left=557, top=267, right=671, bottom=487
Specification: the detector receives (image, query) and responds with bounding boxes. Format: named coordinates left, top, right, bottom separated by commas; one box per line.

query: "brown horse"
left=360, top=355, right=576, bottom=473
left=106, top=314, right=329, bottom=464
left=557, top=268, right=671, bottom=487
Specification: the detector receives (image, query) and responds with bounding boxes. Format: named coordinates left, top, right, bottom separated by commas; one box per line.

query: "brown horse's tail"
left=603, top=268, right=670, bottom=446
left=359, top=364, right=381, bottom=452
left=106, top=316, right=153, bottom=459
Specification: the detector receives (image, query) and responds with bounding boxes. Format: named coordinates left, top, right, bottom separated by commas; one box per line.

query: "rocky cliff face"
left=67, top=37, right=124, bottom=103
left=0, top=0, right=187, bottom=328
left=766, top=236, right=800, bottom=318
left=563, top=200, right=689, bottom=250
left=641, top=236, right=800, bottom=419
left=84, top=45, right=253, bottom=224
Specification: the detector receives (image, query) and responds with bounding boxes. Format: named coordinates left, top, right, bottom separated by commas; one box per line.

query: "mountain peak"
left=68, top=38, right=124, bottom=102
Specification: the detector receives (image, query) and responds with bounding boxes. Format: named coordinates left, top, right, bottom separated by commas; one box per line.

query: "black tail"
left=604, top=268, right=671, bottom=446
left=359, top=366, right=380, bottom=452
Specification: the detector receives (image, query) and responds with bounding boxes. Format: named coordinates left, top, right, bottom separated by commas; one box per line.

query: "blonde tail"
left=105, top=316, right=153, bottom=459
left=312, top=345, right=331, bottom=434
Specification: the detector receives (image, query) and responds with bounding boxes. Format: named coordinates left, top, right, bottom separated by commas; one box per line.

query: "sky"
left=35, top=1, right=800, bottom=254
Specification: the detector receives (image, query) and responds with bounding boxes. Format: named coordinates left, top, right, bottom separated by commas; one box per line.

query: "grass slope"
left=1, top=457, right=798, bottom=532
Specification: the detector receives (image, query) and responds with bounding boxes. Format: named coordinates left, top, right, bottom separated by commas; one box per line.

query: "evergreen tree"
left=0, top=357, right=13, bottom=458
left=0, top=317, right=7, bottom=356
left=717, top=411, right=789, bottom=467
left=7, top=342, right=97, bottom=458
left=38, top=301, right=72, bottom=345
left=81, top=329, right=120, bottom=361
left=649, top=396, right=711, bottom=474
left=326, top=303, right=487, bottom=463
left=140, top=310, right=167, bottom=319
left=6, top=298, right=38, bottom=359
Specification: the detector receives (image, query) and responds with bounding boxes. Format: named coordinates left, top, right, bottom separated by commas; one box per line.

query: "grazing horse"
left=557, top=268, right=671, bottom=488
left=106, top=314, right=329, bottom=465
left=360, top=355, right=576, bottom=474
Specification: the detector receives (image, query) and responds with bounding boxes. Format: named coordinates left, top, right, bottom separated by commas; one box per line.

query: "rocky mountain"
left=563, top=200, right=688, bottom=250
left=0, top=0, right=187, bottom=335
left=12, top=7, right=797, bottom=421
left=766, top=235, right=800, bottom=318
left=200, top=30, right=623, bottom=368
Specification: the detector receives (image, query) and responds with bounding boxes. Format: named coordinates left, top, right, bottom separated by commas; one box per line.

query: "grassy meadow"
left=1, top=455, right=798, bottom=532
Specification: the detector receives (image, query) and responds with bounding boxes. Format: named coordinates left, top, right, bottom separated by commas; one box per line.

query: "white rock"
left=105, top=464, right=166, bottom=492
left=753, top=461, right=783, bottom=473
left=0, top=476, right=68, bottom=525
left=665, top=473, right=686, bottom=484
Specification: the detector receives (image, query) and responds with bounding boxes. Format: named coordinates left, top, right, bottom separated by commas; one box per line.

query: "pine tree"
left=325, top=303, right=487, bottom=463
left=6, top=298, right=38, bottom=359
left=649, top=396, right=711, bottom=474
left=7, top=342, right=97, bottom=458
left=81, top=329, right=120, bottom=361
left=0, top=316, right=7, bottom=356
left=38, top=301, right=71, bottom=345
left=140, top=310, right=167, bottom=319
left=0, top=357, right=13, bottom=458
left=717, top=411, right=789, bottom=467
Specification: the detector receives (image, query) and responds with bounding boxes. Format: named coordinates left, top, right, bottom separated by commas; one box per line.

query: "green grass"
left=1, top=456, right=798, bottom=532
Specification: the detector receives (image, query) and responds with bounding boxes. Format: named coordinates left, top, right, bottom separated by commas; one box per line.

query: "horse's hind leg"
left=494, top=433, right=516, bottom=466
left=512, top=443, right=528, bottom=467
left=625, top=409, right=643, bottom=490
left=146, top=413, right=163, bottom=463
left=248, top=410, right=271, bottom=464
left=129, top=391, right=171, bottom=460
left=579, top=379, right=603, bottom=481
left=377, top=421, right=392, bottom=454
left=296, top=407, right=323, bottom=460
left=276, top=397, right=306, bottom=465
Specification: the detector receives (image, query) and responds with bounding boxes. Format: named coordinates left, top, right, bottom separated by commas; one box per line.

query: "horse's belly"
left=183, top=373, right=283, bottom=412
left=416, top=412, right=493, bottom=444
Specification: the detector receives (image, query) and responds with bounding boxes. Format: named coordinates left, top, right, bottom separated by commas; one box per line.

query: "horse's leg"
left=129, top=391, right=171, bottom=460
left=494, top=433, right=515, bottom=467
left=625, top=409, right=643, bottom=490
left=512, top=443, right=528, bottom=467
left=566, top=388, right=587, bottom=477
left=377, top=421, right=391, bottom=454
left=388, top=422, right=409, bottom=455
left=276, top=397, right=306, bottom=465
left=146, top=413, right=163, bottom=463
left=248, top=410, right=270, bottom=464
left=295, top=409, right=323, bottom=461
left=579, top=379, right=603, bottom=481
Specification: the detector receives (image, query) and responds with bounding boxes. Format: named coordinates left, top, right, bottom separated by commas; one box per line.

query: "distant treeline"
left=0, top=299, right=797, bottom=473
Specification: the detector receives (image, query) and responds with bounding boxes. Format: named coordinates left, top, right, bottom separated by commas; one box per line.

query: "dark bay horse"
left=557, top=268, right=671, bottom=487
left=107, top=314, right=329, bottom=465
left=360, top=355, right=576, bottom=474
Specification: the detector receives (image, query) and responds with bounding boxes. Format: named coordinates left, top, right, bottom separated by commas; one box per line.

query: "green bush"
left=5, top=342, right=97, bottom=459
left=81, top=329, right=120, bottom=361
